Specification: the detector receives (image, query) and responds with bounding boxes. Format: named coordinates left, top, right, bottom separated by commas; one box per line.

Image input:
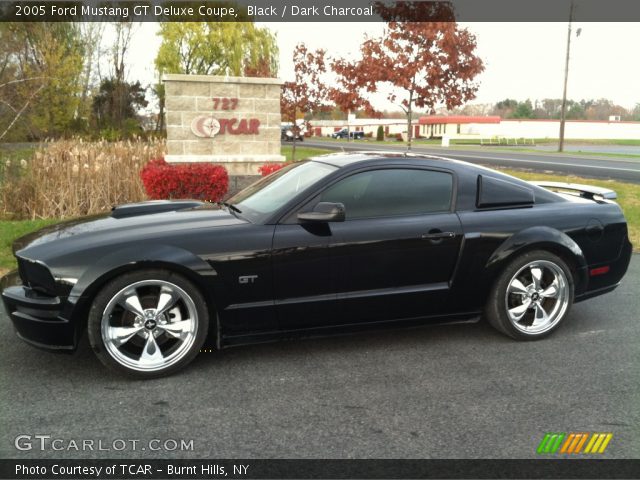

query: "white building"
left=308, top=118, right=413, bottom=138
left=305, top=115, right=640, bottom=141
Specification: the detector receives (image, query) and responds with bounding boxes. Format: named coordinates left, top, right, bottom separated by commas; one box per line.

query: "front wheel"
left=485, top=250, right=574, bottom=340
left=87, top=269, right=209, bottom=378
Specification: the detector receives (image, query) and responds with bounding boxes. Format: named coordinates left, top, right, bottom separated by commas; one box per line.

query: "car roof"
left=309, top=151, right=460, bottom=168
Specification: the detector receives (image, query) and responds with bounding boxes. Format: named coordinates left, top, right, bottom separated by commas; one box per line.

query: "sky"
left=118, top=22, right=640, bottom=113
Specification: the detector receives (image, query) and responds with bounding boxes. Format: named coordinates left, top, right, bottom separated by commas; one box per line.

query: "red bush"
left=140, top=158, right=228, bottom=201
left=258, top=163, right=285, bottom=176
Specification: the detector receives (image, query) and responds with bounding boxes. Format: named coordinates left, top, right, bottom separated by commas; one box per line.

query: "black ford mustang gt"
left=1, top=153, right=632, bottom=378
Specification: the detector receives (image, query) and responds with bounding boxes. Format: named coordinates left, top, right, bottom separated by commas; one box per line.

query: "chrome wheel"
left=101, top=280, right=198, bottom=372
left=505, top=260, right=569, bottom=335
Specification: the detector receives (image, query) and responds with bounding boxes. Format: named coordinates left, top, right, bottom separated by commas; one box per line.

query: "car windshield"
left=228, top=161, right=338, bottom=223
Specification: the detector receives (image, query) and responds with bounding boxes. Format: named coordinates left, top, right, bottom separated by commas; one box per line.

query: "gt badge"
left=239, top=275, right=258, bottom=284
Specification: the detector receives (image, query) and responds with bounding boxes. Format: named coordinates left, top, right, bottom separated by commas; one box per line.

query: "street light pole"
left=558, top=0, right=575, bottom=153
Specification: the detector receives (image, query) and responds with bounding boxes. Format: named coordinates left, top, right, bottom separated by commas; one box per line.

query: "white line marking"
left=577, top=329, right=607, bottom=336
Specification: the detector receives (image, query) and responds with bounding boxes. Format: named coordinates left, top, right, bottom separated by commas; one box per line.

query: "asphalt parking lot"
left=1, top=256, right=638, bottom=460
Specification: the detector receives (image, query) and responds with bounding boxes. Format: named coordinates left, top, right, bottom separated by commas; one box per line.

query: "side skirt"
left=219, top=311, right=482, bottom=349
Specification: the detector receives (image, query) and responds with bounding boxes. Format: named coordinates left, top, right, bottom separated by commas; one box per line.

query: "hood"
left=14, top=201, right=247, bottom=261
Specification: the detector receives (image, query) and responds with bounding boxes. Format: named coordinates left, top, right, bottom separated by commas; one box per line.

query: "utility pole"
left=558, top=1, right=575, bottom=153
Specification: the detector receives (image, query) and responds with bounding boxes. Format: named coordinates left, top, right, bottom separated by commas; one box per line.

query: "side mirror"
left=298, top=202, right=345, bottom=223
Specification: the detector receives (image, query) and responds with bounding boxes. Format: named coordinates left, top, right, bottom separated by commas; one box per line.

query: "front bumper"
left=1, top=271, right=76, bottom=351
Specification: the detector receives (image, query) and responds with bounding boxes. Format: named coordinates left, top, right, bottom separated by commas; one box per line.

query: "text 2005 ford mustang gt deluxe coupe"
left=1, top=153, right=632, bottom=378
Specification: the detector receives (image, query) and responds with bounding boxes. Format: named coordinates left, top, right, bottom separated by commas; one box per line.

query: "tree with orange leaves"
left=280, top=43, right=330, bottom=161
left=329, top=59, right=378, bottom=141
left=336, top=3, right=484, bottom=149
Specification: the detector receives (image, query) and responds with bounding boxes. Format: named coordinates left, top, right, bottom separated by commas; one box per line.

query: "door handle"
left=421, top=231, right=456, bottom=240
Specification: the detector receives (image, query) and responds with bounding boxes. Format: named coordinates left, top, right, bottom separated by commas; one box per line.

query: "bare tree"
left=78, top=22, right=105, bottom=118
left=112, top=21, right=134, bottom=82
left=108, top=21, right=136, bottom=130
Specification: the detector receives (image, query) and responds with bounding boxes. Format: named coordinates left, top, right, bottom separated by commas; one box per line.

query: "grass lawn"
left=483, top=147, right=640, bottom=160
left=533, top=138, right=640, bottom=146
left=281, top=144, right=335, bottom=161
left=1, top=150, right=637, bottom=276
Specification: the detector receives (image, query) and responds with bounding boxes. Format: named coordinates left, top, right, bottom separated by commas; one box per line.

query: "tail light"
left=589, top=266, right=610, bottom=277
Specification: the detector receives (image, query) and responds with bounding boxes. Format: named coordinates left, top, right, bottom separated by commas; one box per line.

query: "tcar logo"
left=191, top=116, right=221, bottom=138
left=191, top=115, right=260, bottom=138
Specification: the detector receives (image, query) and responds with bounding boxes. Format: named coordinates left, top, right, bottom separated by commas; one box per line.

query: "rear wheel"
left=87, top=269, right=208, bottom=378
left=485, top=250, right=574, bottom=340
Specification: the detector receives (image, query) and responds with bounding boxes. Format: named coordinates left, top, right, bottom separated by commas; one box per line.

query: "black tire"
left=485, top=250, right=574, bottom=340
left=87, top=269, right=209, bottom=379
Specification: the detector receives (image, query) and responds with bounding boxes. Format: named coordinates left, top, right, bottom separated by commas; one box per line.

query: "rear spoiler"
left=531, top=181, right=617, bottom=200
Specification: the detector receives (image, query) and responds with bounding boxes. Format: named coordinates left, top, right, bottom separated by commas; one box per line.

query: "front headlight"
left=17, top=257, right=57, bottom=295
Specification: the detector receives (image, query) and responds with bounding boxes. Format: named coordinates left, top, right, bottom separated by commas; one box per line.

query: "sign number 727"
left=212, top=97, right=238, bottom=110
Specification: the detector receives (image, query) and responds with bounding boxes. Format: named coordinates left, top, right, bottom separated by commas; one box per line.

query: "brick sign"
left=163, top=74, right=285, bottom=176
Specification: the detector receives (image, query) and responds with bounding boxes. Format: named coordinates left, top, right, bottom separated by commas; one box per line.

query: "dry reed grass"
left=1, top=138, right=165, bottom=219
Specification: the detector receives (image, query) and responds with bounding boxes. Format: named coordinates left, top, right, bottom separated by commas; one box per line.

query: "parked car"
left=331, top=128, right=365, bottom=139
left=2, top=153, right=632, bottom=378
left=281, top=125, right=304, bottom=142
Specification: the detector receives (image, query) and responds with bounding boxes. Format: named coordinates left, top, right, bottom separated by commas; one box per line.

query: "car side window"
left=318, top=168, right=453, bottom=219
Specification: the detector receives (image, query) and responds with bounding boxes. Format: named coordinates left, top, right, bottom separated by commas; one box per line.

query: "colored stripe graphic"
left=537, top=433, right=565, bottom=454
left=538, top=433, right=612, bottom=455
left=560, top=433, right=589, bottom=453
left=574, top=433, right=589, bottom=453
left=584, top=433, right=613, bottom=454
left=560, top=433, right=574, bottom=453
